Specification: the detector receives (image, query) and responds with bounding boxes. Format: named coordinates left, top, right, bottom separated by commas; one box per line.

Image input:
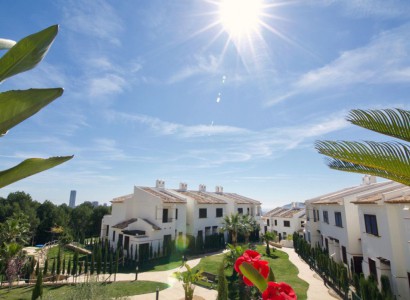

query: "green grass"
left=190, top=245, right=308, bottom=300
left=0, top=281, right=169, bottom=300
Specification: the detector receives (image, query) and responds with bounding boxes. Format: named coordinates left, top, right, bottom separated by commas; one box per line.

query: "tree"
left=240, top=214, right=258, bottom=244
left=261, top=231, right=276, bottom=256
left=0, top=26, right=72, bottom=188
left=174, top=263, right=204, bottom=300
left=217, top=262, right=228, bottom=300
left=220, top=213, right=241, bottom=246
left=31, top=270, right=43, bottom=300
left=316, top=108, right=410, bottom=185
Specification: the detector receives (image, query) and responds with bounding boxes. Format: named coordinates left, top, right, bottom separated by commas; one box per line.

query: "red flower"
left=262, top=282, right=297, bottom=300
left=234, top=250, right=269, bottom=286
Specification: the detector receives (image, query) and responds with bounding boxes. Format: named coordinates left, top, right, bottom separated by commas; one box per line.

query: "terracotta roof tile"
left=111, top=194, right=133, bottom=203
left=385, top=195, right=410, bottom=204
left=141, top=187, right=186, bottom=203
left=112, top=218, right=138, bottom=229
left=177, top=191, right=227, bottom=204
left=217, top=193, right=261, bottom=205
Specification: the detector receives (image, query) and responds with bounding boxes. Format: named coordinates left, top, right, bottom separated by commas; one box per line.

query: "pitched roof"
left=217, top=192, right=261, bottom=205
left=111, top=194, right=133, bottom=203
left=177, top=191, right=227, bottom=204
left=112, top=218, right=138, bottom=229
left=142, top=218, right=161, bottom=230
left=266, top=207, right=305, bottom=218
left=385, top=194, right=410, bottom=204
left=140, top=187, right=186, bottom=203
left=351, top=184, right=406, bottom=204
left=309, top=181, right=397, bottom=205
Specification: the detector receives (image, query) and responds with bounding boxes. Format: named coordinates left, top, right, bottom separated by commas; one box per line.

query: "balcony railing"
left=162, top=218, right=174, bottom=223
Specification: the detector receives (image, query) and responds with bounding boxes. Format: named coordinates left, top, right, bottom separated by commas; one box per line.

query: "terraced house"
left=263, top=202, right=306, bottom=241
left=101, top=180, right=262, bottom=260
left=304, top=175, right=410, bottom=299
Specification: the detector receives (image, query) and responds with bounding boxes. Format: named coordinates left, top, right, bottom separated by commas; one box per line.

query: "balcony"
left=162, top=218, right=174, bottom=223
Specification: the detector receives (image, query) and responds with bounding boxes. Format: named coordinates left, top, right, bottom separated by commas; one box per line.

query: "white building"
left=352, top=186, right=410, bottom=299
left=263, top=203, right=306, bottom=241
left=304, top=175, right=410, bottom=299
left=101, top=180, right=262, bottom=260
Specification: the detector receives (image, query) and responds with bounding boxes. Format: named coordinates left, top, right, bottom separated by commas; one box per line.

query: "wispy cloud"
left=62, top=0, right=124, bottom=45
left=167, top=54, right=221, bottom=84
left=106, top=110, right=348, bottom=166
left=88, top=74, right=127, bottom=97
left=267, top=24, right=410, bottom=106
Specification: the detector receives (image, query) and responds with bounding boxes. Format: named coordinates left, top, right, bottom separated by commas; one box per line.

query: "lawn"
left=0, top=281, right=169, bottom=300
left=191, top=245, right=308, bottom=300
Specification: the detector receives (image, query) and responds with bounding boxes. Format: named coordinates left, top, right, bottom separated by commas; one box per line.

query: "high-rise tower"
left=69, top=190, right=76, bottom=208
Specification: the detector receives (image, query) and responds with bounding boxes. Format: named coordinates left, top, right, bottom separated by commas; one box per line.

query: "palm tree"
left=316, top=108, right=410, bottom=185
left=220, top=213, right=241, bottom=246
left=240, top=214, right=259, bottom=244
left=261, top=231, right=276, bottom=256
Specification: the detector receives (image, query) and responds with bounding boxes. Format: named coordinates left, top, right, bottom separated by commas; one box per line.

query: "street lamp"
left=135, top=266, right=139, bottom=281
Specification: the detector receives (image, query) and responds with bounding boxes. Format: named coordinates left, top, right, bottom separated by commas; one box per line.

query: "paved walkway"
left=280, top=247, right=340, bottom=300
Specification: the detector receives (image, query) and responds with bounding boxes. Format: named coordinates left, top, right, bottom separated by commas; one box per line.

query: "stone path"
left=280, top=247, right=341, bottom=300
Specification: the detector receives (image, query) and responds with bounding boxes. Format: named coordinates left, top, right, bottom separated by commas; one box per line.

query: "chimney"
left=362, top=175, right=377, bottom=185
left=156, top=179, right=165, bottom=188
left=179, top=182, right=187, bottom=192
left=215, top=186, right=224, bottom=194
left=199, top=184, right=206, bottom=192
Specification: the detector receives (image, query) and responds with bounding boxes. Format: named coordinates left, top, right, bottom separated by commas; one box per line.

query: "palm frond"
left=315, top=140, right=410, bottom=178
left=347, top=109, right=410, bottom=142
left=325, top=158, right=410, bottom=186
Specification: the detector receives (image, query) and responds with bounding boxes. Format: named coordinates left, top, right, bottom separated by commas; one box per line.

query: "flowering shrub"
left=235, top=249, right=297, bottom=300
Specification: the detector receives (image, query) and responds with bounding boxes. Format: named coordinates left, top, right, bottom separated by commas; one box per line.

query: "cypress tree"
left=90, top=253, right=95, bottom=275
left=149, top=243, right=153, bottom=260
left=43, top=258, right=48, bottom=275
left=115, top=249, right=119, bottom=281
left=31, top=271, right=43, bottom=300
left=85, top=255, right=89, bottom=274
left=78, top=261, right=83, bottom=275
left=62, top=256, right=66, bottom=275
left=109, top=251, right=113, bottom=275
left=157, top=243, right=160, bottom=258
left=72, top=250, right=79, bottom=277
left=97, top=246, right=102, bottom=275
left=51, top=258, right=56, bottom=281
left=104, top=241, right=109, bottom=274
left=67, top=260, right=71, bottom=278
left=56, top=247, right=62, bottom=278
left=134, top=245, right=138, bottom=262
left=217, top=263, right=228, bottom=300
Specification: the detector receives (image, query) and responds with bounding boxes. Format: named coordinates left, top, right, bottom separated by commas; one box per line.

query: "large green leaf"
left=0, top=88, right=63, bottom=135
left=0, top=156, right=73, bottom=188
left=347, top=109, right=410, bottom=143
left=0, top=25, right=58, bottom=82
left=239, top=262, right=268, bottom=292
left=316, top=139, right=410, bottom=186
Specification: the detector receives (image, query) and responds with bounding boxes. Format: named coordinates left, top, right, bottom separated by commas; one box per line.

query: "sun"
left=218, top=0, right=263, bottom=39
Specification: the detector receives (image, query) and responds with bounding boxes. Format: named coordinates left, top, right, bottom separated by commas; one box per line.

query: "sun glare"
left=219, top=0, right=263, bottom=39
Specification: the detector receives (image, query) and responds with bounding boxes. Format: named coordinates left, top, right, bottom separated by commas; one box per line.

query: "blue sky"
left=1, top=0, right=410, bottom=209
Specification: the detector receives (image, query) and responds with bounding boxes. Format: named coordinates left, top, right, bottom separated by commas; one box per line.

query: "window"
left=124, top=236, right=130, bottom=251
left=323, top=211, right=329, bottom=224
left=316, top=210, right=320, bottom=221
left=212, top=226, right=218, bottom=234
left=313, top=209, right=317, bottom=222
left=238, top=208, right=243, bottom=214
left=112, top=230, right=116, bottom=241
left=364, top=214, right=379, bottom=236
left=216, top=208, right=223, bottom=218
left=105, top=225, right=109, bottom=237
left=247, top=207, right=250, bottom=215
left=205, top=226, right=211, bottom=236
left=342, top=246, right=347, bottom=264
left=335, top=212, right=343, bottom=227
left=274, top=220, right=277, bottom=226
left=369, top=258, right=377, bottom=279
left=284, top=220, right=290, bottom=227
left=162, top=208, right=169, bottom=223
left=267, top=219, right=270, bottom=226
left=175, top=208, right=178, bottom=220
left=283, top=232, right=287, bottom=239
left=118, top=234, right=123, bottom=246
left=199, top=208, right=207, bottom=218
